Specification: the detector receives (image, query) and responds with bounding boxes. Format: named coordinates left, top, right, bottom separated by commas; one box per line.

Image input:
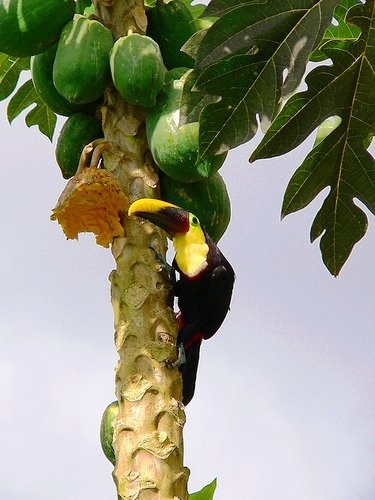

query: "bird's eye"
left=191, top=216, right=199, bottom=226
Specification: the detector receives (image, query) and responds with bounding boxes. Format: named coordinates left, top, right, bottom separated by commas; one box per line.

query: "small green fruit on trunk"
left=100, top=401, right=119, bottom=465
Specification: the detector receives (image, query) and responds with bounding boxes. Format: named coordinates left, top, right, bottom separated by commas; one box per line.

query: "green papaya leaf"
left=314, top=116, right=342, bottom=146
left=0, top=53, right=30, bottom=101
left=203, top=0, right=256, bottom=18
left=310, top=0, right=361, bottom=61
left=251, top=1, right=375, bottom=275
left=179, top=68, right=220, bottom=126
left=181, top=0, right=340, bottom=157
left=7, top=79, right=37, bottom=123
left=189, top=478, right=217, bottom=500
left=195, top=0, right=339, bottom=72
left=7, top=79, right=57, bottom=141
left=25, top=98, right=57, bottom=141
left=181, top=30, right=208, bottom=61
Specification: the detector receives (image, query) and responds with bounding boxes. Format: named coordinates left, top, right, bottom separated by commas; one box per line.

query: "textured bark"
left=93, top=1, right=189, bottom=498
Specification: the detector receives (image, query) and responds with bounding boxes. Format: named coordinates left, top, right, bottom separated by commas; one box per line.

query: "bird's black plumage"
left=174, top=231, right=235, bottom=405
left=128, top=199, right=235, bottom=406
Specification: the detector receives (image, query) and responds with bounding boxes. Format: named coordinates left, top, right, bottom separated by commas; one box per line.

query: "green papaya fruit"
left=146, top=70, right=227, bottom=182
left=100, top=401, right=119, bottom=465
left=160, top=172, right=231, bottom=242
left=31, top=44, right=95, bottom=116
left=110, top=33, right=165, bottom=108
left=53, top=17, right=113, bottom=104
left=0, top=0, right=75, bottom=57
left=55, top=113, right=103, bottom=178
left=146, top=0, right=198, bottom=69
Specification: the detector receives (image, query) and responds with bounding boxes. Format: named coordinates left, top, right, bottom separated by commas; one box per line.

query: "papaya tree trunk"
left=93, top=1, right=189, bottom=498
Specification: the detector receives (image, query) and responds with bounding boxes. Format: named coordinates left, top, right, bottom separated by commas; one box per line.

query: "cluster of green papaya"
left=0, top=0, right=230, bottom=242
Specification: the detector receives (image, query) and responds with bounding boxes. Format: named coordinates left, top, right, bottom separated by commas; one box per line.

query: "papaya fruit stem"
left=76, top=139, right=114, bottom=173
left=89, top=140, right=114, bottom=168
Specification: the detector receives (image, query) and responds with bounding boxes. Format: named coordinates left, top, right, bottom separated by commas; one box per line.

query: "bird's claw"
left=169, top=343, right=186, bottom=368
left=150, top=247, right=176, bottom=285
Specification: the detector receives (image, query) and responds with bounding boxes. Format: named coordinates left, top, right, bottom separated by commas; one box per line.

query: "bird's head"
left=128, top=198, right=209, bottom=277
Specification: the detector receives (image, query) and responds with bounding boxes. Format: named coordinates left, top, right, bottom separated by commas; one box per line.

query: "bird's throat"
left=173, top=228, right=209, bottom=278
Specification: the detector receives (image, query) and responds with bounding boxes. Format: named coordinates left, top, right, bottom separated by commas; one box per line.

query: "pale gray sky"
left=0, top=102, right=374, bottom=500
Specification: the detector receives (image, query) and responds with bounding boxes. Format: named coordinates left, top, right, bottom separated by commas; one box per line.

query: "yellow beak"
left=128, top=198, right=190, bottom=235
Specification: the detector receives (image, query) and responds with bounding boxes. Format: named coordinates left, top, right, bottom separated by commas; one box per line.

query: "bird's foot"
left=168, top=343, right=186, bottom=368
left=150, top=247, right=176, bottom=285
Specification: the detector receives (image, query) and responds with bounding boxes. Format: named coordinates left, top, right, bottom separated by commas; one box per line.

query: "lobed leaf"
left=7, top=79, right=37, bottom=123
left=195, top=0, right=339, bottom=75
left=0, top=53, right=30, bottom=101
left=7, top=79, right=57, bottom=141
left=179, top=69, right=220, bottom=125
left=25, top=98, right=57, bottom=141
left=203, top=0, right=259, bottom=18
left=181, top=0, right=340, bottom=157
left=252, top=0, right=375, bottom=275
left=310, top=0, right=361, bottom=61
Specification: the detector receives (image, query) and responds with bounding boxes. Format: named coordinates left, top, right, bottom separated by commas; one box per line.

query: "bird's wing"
left=204, top=264, right=234, bottom=340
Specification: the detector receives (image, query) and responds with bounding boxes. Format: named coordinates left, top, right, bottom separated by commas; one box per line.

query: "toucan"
left=128, top=198, right=235, bottom=405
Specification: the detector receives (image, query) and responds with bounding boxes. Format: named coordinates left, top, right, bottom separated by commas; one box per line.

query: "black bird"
left=128, top=198, right=235, bottom=405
